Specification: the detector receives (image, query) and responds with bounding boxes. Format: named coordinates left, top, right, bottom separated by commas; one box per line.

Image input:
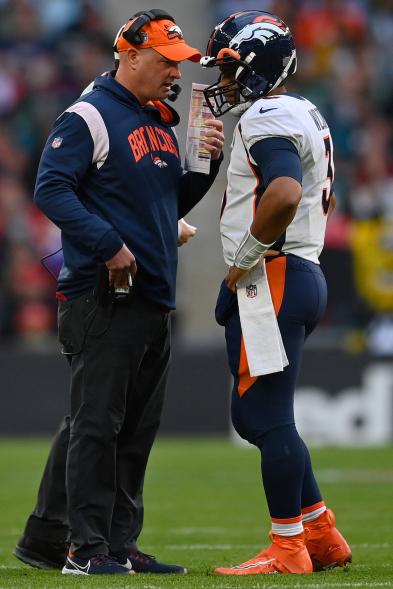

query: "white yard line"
left=143, top=543, right=391, bottom=550
left=165, top=544, right=260, bottom=550
left=356, top=563, right=393, bottom=568
left=170, top=527, right=228, bottom=534
left=352, top=543, right=391, bottom=548
left=202, top=583, right=393, bottom=589
left=315, top=469, right=393, bottom=484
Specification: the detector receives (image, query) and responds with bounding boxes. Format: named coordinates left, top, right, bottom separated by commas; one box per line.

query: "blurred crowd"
left=0, top=0, right=392, bottom=350
left=0, top=0, right=112, bottom=342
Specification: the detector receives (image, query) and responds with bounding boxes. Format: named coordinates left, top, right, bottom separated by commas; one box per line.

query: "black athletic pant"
left=23, top=291, right=171, bottom=559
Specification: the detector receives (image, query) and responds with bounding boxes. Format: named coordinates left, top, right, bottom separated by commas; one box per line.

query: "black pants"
left=23, top=292, right=171, bottom=559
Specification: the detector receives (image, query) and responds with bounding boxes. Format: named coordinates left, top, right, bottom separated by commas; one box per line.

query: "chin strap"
left=269, top=49, right=297, bottom=94
left=230, top=101, right=253, bottom=117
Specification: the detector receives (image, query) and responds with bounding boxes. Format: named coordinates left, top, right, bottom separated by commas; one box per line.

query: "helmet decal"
left=252, top=14, right=287, bottom=31
left=201, top=10, right=297, bottom=117
left=230, top=22, right=288, bottom=50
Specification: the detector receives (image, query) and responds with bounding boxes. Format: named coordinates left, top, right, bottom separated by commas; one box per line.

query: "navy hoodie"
left=34, top=75, right=221, bottom=309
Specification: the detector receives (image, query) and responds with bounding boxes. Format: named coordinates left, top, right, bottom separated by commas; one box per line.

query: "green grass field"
left=1, top=438, right=392, bottom=589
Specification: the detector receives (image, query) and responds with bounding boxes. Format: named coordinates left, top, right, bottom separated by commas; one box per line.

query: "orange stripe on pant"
left=237, top=256, right=287, bottom=398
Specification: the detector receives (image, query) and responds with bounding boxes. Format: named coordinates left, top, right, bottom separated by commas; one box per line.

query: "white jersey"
left=221, top=93, right=334, bottom=265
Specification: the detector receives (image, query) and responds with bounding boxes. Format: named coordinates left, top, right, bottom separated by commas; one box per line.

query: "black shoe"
left=119, top=550, right=187, bottom=574
left=63, top=554, right=133, bottom=575
left=13, top=535, right=67, bottom=569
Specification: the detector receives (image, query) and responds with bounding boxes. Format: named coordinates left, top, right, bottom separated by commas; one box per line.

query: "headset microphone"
left=167, top=84, right=182, bottom=102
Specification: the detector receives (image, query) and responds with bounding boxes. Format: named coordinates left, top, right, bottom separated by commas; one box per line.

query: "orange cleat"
left=214, top=532, right=313, bottom=575
left=304, top=509, right=352, bottom=571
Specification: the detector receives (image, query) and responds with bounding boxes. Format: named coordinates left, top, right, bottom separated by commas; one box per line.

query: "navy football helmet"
left=201, top=11, right=297, bottom=117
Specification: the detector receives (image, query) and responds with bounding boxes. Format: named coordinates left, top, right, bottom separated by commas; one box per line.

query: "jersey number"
left=322, top=135, right=334, bottom=216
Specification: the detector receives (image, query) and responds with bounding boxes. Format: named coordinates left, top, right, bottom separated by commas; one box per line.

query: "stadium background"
left=0, top=0, right=392, bottom=445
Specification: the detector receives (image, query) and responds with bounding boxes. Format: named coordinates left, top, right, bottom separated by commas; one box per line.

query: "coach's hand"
left=178, top=218, right=197, bottom=246
left=106, top=244, right=137, bottom=289
left=203, top=119, right=224, bottom=160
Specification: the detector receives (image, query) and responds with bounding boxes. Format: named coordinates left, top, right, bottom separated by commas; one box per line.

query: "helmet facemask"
left=202, top=50, right=270, bottom=117
left=201, top=11, right=297, bottom=117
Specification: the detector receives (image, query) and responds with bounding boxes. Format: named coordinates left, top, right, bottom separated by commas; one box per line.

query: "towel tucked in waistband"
left=236, top=259, right=288, bottom=377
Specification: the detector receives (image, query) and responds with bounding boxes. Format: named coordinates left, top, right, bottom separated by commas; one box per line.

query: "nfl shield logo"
left=51, top=137, right=63, bottom=149
left=246, top=284, right=257, bottom=298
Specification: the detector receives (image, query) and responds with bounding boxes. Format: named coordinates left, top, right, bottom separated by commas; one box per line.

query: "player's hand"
left=178, top=219, right=197, bottom=246
left=225, top=265, right=250, bottom=293
left=202, top=119, right=224, bottom=161
left=106, top=244, right=137, bottom=288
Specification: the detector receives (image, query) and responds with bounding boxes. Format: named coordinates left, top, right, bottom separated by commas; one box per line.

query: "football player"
left=201, top=10, right=352, bottom=575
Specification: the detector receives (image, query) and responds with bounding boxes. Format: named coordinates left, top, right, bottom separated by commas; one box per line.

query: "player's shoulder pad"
left=240, top=95, right=304, bottom=153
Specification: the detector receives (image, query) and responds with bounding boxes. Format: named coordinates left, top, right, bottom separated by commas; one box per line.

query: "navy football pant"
left=216, top=254, right=327, bottom=519
left=22, top=292, right=170, bottom=559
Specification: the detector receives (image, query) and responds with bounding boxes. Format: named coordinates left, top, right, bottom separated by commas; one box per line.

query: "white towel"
left=237, top=260, right=288, bottom=377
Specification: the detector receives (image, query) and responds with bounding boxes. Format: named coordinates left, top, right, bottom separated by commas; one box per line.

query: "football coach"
left=15, top=8, right=223, bottom=576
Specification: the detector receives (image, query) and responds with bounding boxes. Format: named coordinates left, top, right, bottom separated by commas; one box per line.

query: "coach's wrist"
left=234, top=229, right=275, bottom=269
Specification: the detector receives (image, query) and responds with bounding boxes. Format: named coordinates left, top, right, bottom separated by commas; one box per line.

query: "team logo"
left=152, top=156, right=168, bottom=168
left=246, top=284, right=257, bottom=298
left=252, top=15, right=287, bottom=32
left=139, top=31, right=148, bottom=43
left=230, top=22, right=287, bottom=50
left=51, top=137, right=63, bottom=149
left=165, top=24, right=183, bottom=40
